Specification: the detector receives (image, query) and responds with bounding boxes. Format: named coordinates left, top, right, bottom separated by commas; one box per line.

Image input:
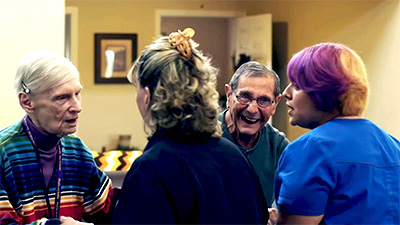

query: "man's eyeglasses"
left=234, top=91, right=275, bottom=108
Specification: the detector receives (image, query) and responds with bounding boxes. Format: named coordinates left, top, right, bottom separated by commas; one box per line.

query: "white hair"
left=14, top=49, right=80, bottom=95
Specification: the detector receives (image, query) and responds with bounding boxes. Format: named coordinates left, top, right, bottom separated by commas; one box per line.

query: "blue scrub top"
left=275, top=118, right=400, bottom=224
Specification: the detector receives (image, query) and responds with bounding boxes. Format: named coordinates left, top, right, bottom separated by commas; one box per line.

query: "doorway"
left=157, top=10, right=287, bottom=133
left=157, top=10, right=245, bottom=96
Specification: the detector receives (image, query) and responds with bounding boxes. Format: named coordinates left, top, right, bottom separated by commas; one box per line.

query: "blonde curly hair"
left=128, top=36, right=222, bottom=140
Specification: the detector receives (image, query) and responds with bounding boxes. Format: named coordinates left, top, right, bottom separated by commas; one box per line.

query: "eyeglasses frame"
left=232, top=90, right=275, bottom=108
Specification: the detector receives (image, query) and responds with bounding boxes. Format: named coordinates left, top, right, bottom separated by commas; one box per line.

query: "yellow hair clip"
left=169, top=28, right=195, bottom=59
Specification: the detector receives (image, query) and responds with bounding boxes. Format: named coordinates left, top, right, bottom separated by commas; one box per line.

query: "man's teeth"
left=241, top=115, right=259, bottom=124
left=246, top=117, right=257, bottom=122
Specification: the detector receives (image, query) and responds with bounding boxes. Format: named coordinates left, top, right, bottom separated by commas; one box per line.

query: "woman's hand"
left=60, top=216, right=93, bottom=225
left=268, top=208, right=278, bottom=225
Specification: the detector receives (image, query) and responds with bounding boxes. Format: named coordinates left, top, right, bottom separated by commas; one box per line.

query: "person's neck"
left=25, top=115, right=61, bottom=150
left=236, top=132, right=259, bottom=149
left=224, top=110, right=235, bottom=134
left=336, top=115, right=363, bottom=119
left=224, top=110, right=259, bottom=149
left=310, top=110, right=344, bottom=129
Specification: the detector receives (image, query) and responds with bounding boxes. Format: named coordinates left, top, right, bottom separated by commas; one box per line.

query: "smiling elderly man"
left=219, top=61, right=289, bottom=207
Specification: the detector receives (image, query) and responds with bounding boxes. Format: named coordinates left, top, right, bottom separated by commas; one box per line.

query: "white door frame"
left=65, top=6, right=79, bottom=67
left=155, top=9, right=246, bottom=37
left=155, top=9, right=247, bottom=91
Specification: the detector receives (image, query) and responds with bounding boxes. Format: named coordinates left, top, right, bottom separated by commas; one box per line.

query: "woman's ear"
left=144, top=87, right=151, bottom=106
left=18, top=92, right=34, bottom=113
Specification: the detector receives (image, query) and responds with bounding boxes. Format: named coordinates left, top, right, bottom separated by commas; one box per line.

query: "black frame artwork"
left=94, top=33, right=137, bottom=84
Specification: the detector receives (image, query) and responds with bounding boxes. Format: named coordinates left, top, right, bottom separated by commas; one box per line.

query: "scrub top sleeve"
left=275, top=136, right=337, bottom=216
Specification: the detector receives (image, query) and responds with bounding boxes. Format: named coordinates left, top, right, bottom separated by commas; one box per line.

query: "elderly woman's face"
left=29, top=77, right=82, bottom=137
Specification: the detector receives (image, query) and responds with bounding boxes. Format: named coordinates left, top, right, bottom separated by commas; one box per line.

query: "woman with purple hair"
left=274, top=43, right=400, bottom=224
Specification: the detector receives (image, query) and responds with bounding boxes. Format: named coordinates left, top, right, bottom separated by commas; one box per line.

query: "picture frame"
left=94, top=33, right=137, bottom=84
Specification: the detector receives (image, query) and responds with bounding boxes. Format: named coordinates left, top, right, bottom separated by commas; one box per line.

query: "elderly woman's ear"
left=18, top=92, right=34, bottom=113
left=144, top=86, right=150, bottom=105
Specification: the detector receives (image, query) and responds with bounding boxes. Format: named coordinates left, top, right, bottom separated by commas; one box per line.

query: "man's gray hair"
left=229, top=61, right=281, bottom=97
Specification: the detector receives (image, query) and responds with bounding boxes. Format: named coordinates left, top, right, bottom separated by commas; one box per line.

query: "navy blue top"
left=112, top=131, right=268, bottom=224
left=275, top=118, right=400, bottom=224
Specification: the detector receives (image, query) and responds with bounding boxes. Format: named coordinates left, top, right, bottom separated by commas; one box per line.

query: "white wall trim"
left=155, top=9, right=246, bottom=37
left=66, top=6, right=79, bottom=67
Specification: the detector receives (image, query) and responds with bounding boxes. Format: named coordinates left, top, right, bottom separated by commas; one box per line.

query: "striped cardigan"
left=0, top=120, right=113, bottom=224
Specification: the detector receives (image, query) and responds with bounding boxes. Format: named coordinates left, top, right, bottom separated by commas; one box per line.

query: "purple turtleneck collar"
left=25, top=115, right=61, bottom=150
left=25, top=116, right=62, bottom=187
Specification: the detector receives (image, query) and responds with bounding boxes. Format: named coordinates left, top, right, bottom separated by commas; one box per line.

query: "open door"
left=235, top=14, right=274, bottom=124
left=235, top=14, right=272, bottom=68
left=158, top=10, right=273, bottom=115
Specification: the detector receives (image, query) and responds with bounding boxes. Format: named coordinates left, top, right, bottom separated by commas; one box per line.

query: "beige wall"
left=66, top=0, right=400, bottom=150
left=65, top=1, right=251, bottom=151
left=0, top=0, right=65, bottom=129
left=246, top=0, right=400, bottom=141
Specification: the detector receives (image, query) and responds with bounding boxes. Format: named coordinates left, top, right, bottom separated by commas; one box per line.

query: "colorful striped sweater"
left=0, top=119, right=113, bottom=224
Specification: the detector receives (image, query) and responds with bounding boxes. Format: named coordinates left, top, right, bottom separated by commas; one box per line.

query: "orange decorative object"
left=169, top=28, right=195, bottom=59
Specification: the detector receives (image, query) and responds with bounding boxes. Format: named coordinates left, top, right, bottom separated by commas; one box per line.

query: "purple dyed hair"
left=287, top=43, right=369, bottom=115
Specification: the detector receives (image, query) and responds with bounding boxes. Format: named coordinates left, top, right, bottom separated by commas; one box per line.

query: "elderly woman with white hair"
left=0, top=49, right=114, bottom=225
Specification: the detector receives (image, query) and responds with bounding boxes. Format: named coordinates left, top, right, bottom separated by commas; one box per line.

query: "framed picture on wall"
left=94, top=33, right=137, bottom=84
